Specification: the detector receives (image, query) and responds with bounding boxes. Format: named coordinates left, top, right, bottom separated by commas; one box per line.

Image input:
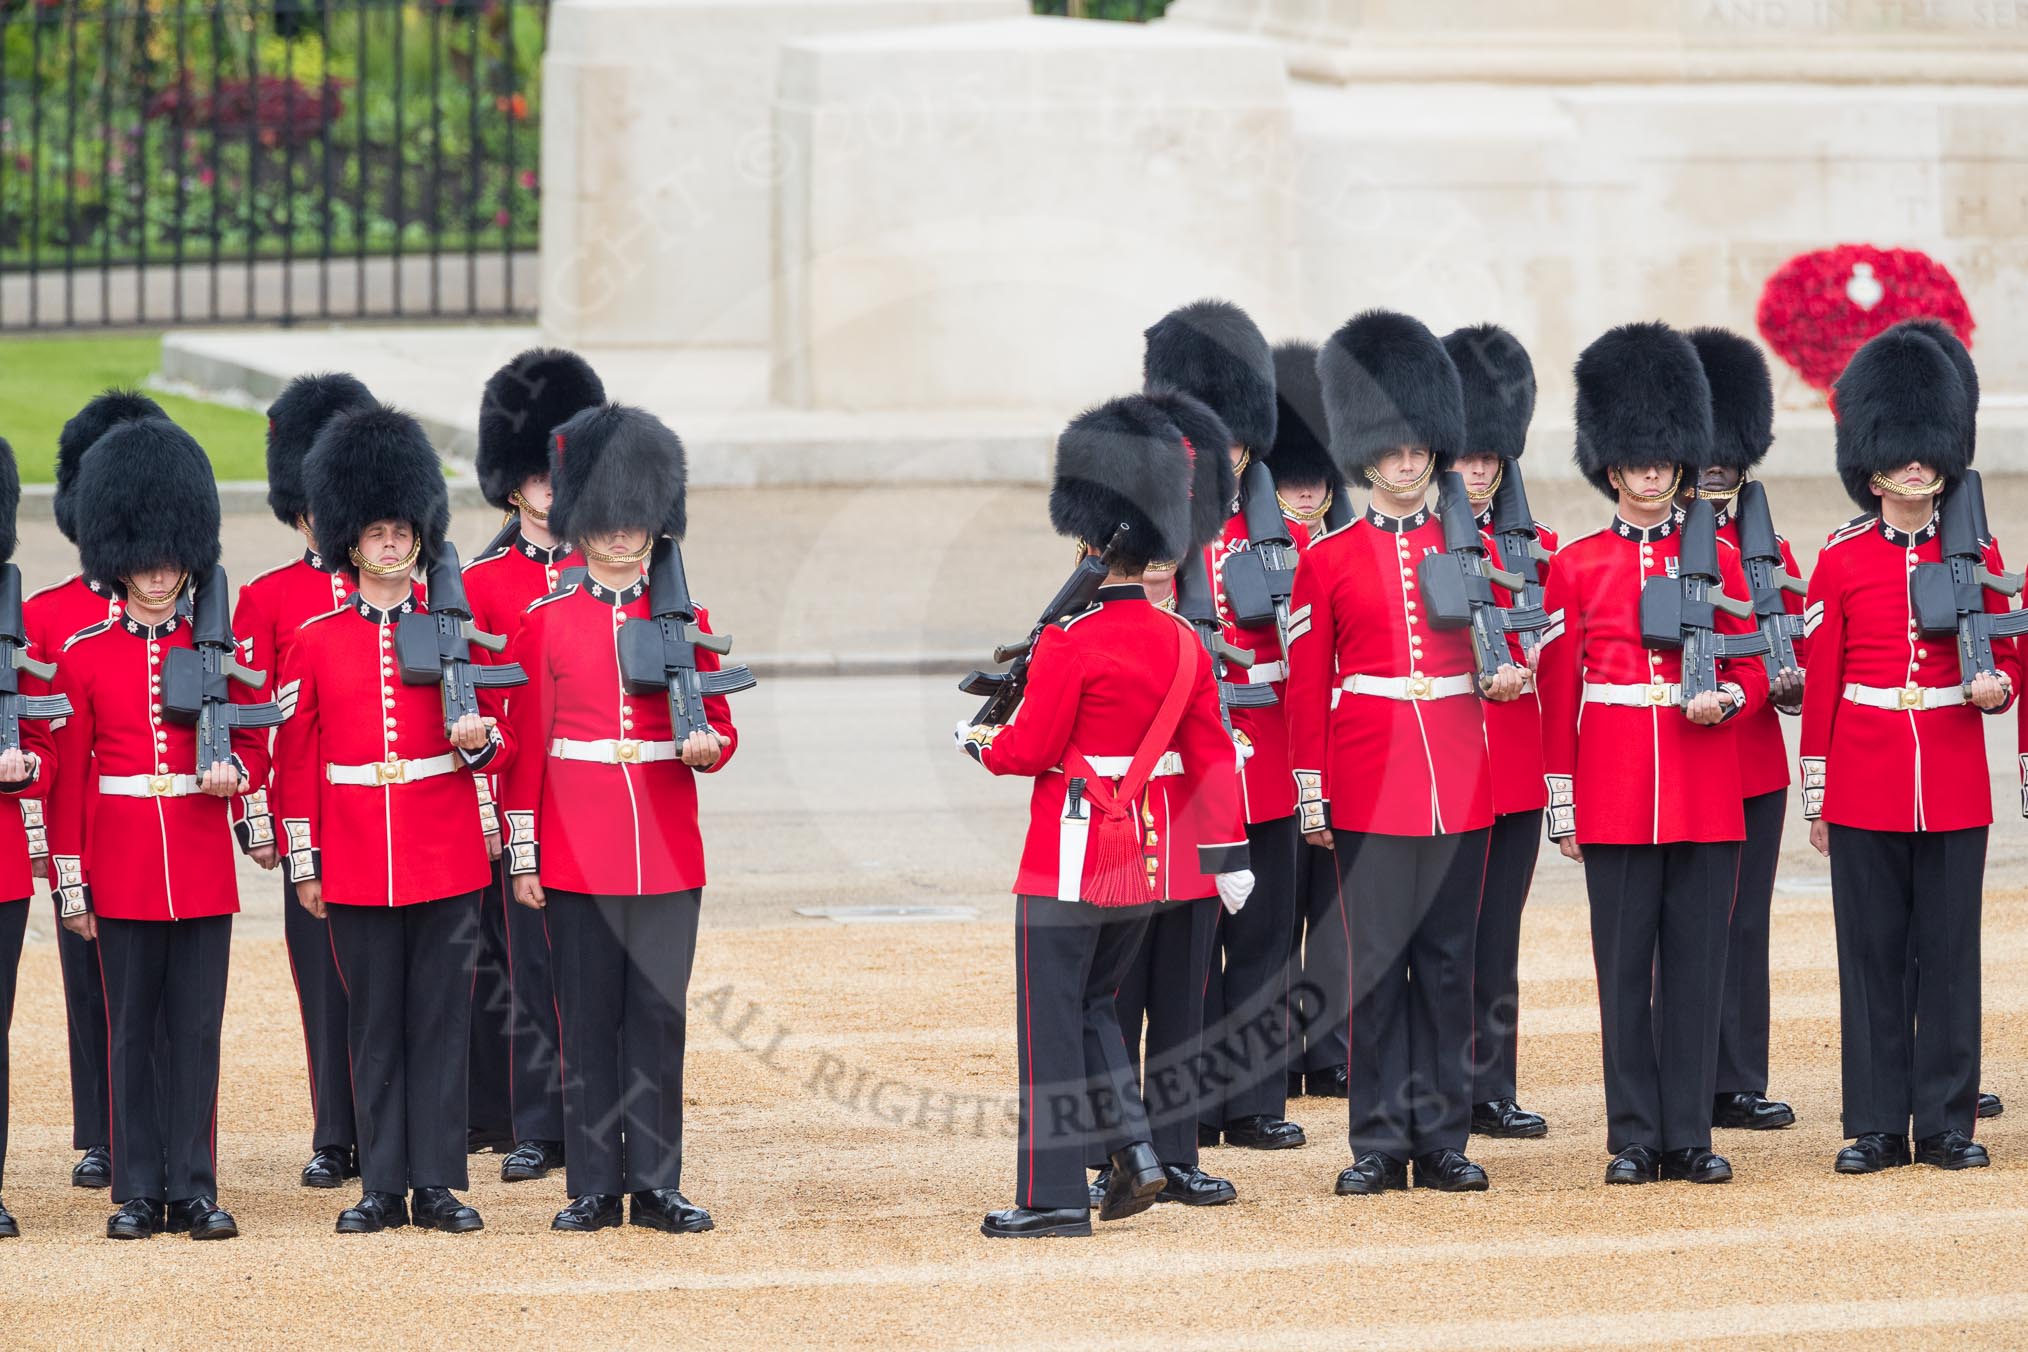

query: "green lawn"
left=0, top=334, right=268, bottom=482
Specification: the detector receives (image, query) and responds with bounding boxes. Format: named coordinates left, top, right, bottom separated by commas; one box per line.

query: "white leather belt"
left=549, top=736, right=680, bottom=765
left=1242, top=660, right=1286, bottom=685
left=327, top=753, right=460, bottom=787
left=1584, top=681, right=1682, bottom=708
left=1843, top=681, right=1966, bottom=712
left=99, top=773, right=203, bottom=798
left=1078, top=752, right=1185, bottom=778
left=1341, top=673, right=1474, bottom=701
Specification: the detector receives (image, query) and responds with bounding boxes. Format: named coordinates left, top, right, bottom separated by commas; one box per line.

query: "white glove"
left=1216, top=869, right=1255, bottom=915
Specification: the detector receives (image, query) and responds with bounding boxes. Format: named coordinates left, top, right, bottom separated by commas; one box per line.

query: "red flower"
left=1756, top=245, right=1973, bottom=394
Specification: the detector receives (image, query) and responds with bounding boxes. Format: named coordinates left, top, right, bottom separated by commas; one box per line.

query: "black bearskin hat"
left=1268, top=341, right=1336, bottom=490
left=1888, top=317, right=1978, bottom=459
left=1684, top=328, right=1773, bottom=475
left=1142, top=300, right=1278, bottom=457
left=1832, top=325, right=1971, bottom=513
left=1049, top=395, right=1193, bottom=568
left=1141, top=387, right=1237, bottom=552
left=55, top=388, right=165, bottom=545
left=73, top=418, right=221, bottom=587
left=1572, top=322, right=1713, bottom=500
left=1442, top=324, right=1535, bottom=462
left=265, top=372, right=376, bottom=527
left=303, top=405, right=451, bottom=569
left=546, top=403, right=687, bottom=546
left=478, top=348, right=606, bottom=512
left=1318, top=310, right=1465, bottom=480
left=0, top=436, right=19, bottom=567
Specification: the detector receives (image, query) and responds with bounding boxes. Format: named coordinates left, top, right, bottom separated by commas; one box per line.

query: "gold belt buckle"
left=1406, top=676, right=1433, bottom=701
left=1646, top=682, right=1672, bottom=706
left=1898, top=685, right=1925, bottom=711
left=374, top=757, right=409, bottom=786
left=148, top=774, right=174, bottom=797
left=614, top=739, right=642, bottom=764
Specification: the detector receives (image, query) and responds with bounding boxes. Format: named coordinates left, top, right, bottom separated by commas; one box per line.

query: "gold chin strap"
left=350, top=541, right=422, bottom=577
left=1363, top=459, right=1436, bottom=497
left=1872, top=471, right=1944, bottom=499
left=126, top=572, right=188, bottom=606
left=509, top=489, right=550, bottom=523
left=1277, top=487, right=1333, bottom=525
left=1464, top=463, right=1504, bottom=506
left=1234, top=449, right=1252, bottom=478
left=295, top=517, right=318, bottom=550
left=1614, top=465, right=1684, bottom=503
left=584, top=539, right=653, bottom=567
left=1694, top=472, right=1745, bottom=505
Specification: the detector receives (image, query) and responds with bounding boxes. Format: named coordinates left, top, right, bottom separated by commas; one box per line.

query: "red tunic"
left=21, top=574, right=124, bottom=863
left=1536, top=514, right=1770, bottom=846
left=976, top=586, right=1246, bottom=902
left=272, top=594, right=502, bottom=907
left=462, top=534, right=582, bottom=834
left=1715, top=512, right=1804, bottom=800
left=1800, top=514, right=2021, bottom=834
left=500, top=577, right=739, bottom=896
left=47, top=614, right=270, bottom=922
left=1284, top=507, right=1497, bottom=839
left=1476, top=509, right=1560, bottom=817
left=1204, top=507, right=1311, bottom=824
left=229, top=550, right=353, bottom=850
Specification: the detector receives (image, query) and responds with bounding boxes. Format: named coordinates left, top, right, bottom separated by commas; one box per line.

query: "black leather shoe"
left=1713, top=1091, right=1795, bottom=1130
left=300, top=1145, right=356, bottom=1189
left=72, top=1145, right=111, bottom=1190
left=1979, top=1092, right=2004, bottom=1120
left=1197, top=1122, right=1222, bottom=1149
left=1660, top=1147, right=1733, bottom=1183
left=1309, top=1066, right=1350, bottom=1098
left=981, top=1206, right=1091, bottom=1238
left=1334, top=1151, right=1407, bottom=1195
left=335, top=1191, right=410, bottom=1234
left=1413, top=1149, right=1489, bottom=1192
left=1834, top=1133, right=1912, bottom=1174
left=501, top=1139, right=564, bottom=1183
left=552, top=1193, right=624, bottom=1232
left=1097, top=1142, right=1164, bottom=1222
left=1087, top=1169, right=1109, bottom=1209
left=630, top=1188, right=714, bottom=1233
left=1471, top=1099, right=1548, bottom=1139
left=1158, top=1164, right=1236, bottom=1206
left=1915, top=1129, right=1990, bottom=1170
left=0, top=1197, right=18, bottom=1239
left=1604, top=1144, right=1660, bottom=1184
left=106, top=1198, right=166, bottom=1239
left=1223, top=1115, right=1307, bottom=1150
left=167, top=1197, right=238, bottom=1240
left=467, top=1127, right=513, bottom=1155
left=412, top=1186, right=484, bottom=1232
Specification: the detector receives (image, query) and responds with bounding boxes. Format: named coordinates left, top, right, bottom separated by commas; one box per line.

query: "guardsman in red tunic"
left=1683, top=328, right=1804, bottom=1135
left=501, top=404, right=740, bottom=1236
left=962, top=395, right=1252, bottom=1239
left=25, top=390, right=158, bottom=1192
left=1443, top=323, right=1561, bottom=1141
left=1270, top=341, right=1356, bottom=1103
left=51, top=417, right=266, bottom=1241
left=1804, top=323, right=2017, bottom=1174
left=1143, top=301, right=1308, bottom=1157
left=1539, top=322, right=1769, bottom=1186
left=464, top=347, right=602, bottom=1183
left=0, top=436, right=60, bottom=1240
left=276, top=406, right=503, bottom=1235
left=234, top=372, right=375, bottom=1190
left=1288, top=310, right=1525, bottom=1197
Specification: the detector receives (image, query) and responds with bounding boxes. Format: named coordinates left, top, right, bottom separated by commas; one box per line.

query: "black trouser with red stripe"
left=1291, top=841, right=1349, bottom=1080
left=1472, top=809, right=1543, bottom=1105
left=1336, top=829, right=1486, bottom=1160
left=284, top=878, right=355, bottom=1153
left=328, top=891, right=482, bottom=1195
left=468, top=868, right=512, bottom=1145
left=55, top=905, right=110, bottom=1150
left=0, top=896, right=25, bottom=1190
left=1016, top=896, right=1153, bottom=1211
left=1716, top=790, right=1785, bottom=1097
left=470, top=862, right=564, bottom=1147
left=1203, top=815, right=1299, bottom=1124
left=545, top=888, right=699, bottom=1198
left=1584, top=840, right=1737, bottom=1153
left=96, top=914, right=232, bottom=1204
left=1116, top=896, right=1219, bottom=1167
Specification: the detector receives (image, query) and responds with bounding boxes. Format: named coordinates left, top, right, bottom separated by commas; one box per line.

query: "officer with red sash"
left=961, top=395, right=1251, bottom=1239
left=1442, top=323, right=1560, bottom=1141
left=1682, top=328, right=1802, bottom=1134
left=1538, top=322, right=1768, bottom=1186
left=51, top=416, right=266, bottom=1240
left=1803, top=322, right=2017, bottom=1174
left=234, top=373, right=374, bottom=1189
left=501, top=403, right=739, bottom=1235
left=25, top=390, right=157, bottom=1191
left=275, top=405, right=503, bottom=1234
left=465, top=347, right=603, bottom=1183
left=1288, top=309, right=1523, bottom=1197
left=1143, top=300, right=1307, bottom=1154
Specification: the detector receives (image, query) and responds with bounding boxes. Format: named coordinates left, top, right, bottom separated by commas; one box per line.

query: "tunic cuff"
left=282, top=817, right=321, bottom=883
left=1198, top=840, right=1250, bottom=875
left=1800, top=757, right=1826, bottom=821
left=1293, top=769, right=1328, bottom=834
left=21, top=796, right=46, bottom=860
left=52, top=854, right=91, bottom=918
left=1544, top=775, right=1575, bottom=840
left=233, top=788, right=276, bottom=853
left=1715, top=682, right=1747, bottom=724
left=473, top=775, right=500, bottom=838
left=504, top=810, right=540, bottom=877
left=2019, top=755, right=2027, bottom=820
left=457, top=732, right=503, bottom=772
left=0, top=751, right=39, bottom=796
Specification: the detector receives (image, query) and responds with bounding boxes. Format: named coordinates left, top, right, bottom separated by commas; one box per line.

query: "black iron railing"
left=0, top=0, right=545, bottom=330
left=1030, top=1, right=1168, bottom=17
